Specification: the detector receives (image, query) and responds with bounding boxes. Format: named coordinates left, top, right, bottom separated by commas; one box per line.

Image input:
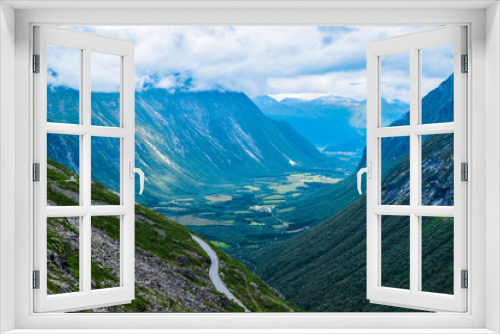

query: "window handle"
left=129, top=162, right=145, bottom=195
left=357, top=162, right=371, bottom=195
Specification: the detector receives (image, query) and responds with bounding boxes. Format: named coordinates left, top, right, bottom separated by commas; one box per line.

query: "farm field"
left=157, top=171, right=343, bottom=256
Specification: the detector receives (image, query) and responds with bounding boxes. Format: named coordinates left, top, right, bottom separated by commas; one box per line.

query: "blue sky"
left=51, top=26, right=454, bottom=101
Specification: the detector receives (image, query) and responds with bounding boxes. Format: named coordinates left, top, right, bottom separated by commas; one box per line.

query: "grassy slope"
left=244, top=134, right=454, bottom=312
left=46, top=158, right=292, bottom=312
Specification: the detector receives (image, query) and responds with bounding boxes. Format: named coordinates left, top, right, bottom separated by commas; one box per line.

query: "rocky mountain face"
left=47, top=87, right=337, bottom=206
left=267, top=74, right=455, bottom=227
left=236, top=75, right=455, bottom=311
left=46, top=159, right=297, bottom=312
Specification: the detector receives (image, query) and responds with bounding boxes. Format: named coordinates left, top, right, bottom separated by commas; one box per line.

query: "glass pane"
left=421, top=133, right=454, bottom=206
left=91, top=136, right=121, bottom=205
left=381, top=136, right=410, bottom=205
left=421, top=45, right=454, bottom=124
left=91, top=216, right=121, bottom=290
left=47, top=217, right=80, bottom=295
left=47, top=45, right=80, bottom=124
left=381, top=215, right=410, bottom=290
left=47, top=133, right=80, bottom=206
left=421, top=216, right=454, bottom=294
left=91, top=52, right=121, bottom=127
left=380, top=52, right=410, bottom=127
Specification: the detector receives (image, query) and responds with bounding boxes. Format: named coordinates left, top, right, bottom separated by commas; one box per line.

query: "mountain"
left=268, top=74, right=454, bottom=227
left=324, top=136, right=366, bottom=154
left=251, top=95, right=409, bottom=148
left=47, top=87, right=338, bottom=206
left=238, top=133, right=454, bottom=312
left=46, top=158, right=297, bottom=312
left=235, top=74, right=455, bottom=311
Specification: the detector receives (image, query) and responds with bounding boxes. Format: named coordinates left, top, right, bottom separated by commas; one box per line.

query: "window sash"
left=10, top=7, right=488, bottom=331
left=33, top=25, right=136, bottom=313
left=366, top=26, right=468, bottom=312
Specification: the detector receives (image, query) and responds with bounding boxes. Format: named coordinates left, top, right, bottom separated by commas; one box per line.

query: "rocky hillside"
left=47, top=159, right=297, bottom=312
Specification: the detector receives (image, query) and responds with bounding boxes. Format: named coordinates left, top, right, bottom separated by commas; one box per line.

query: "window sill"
left=4, top=329, right=497, bottom=334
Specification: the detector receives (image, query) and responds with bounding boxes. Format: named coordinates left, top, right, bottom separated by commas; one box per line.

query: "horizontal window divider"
left=372, top=126, right=411, bottom=138
left=46, top=124, right=130, bottom=137
left=46, top=123, right=88, bottom=136
left=89, top=205, right=129, bottom=216
left=412, top=123, right=455, bottom=135
left=372, top=205, right=454, bottom=217
left=373, top=205, right=411, bottom=215
left=411, top=205, right=455, bottom=217
left=46, top=290, right=88, bottom=301
left=372, top=123, right=454, bottom=138
left=46, top=206, right=89, bottom=217
left=90, top=126, right=130, bottom=138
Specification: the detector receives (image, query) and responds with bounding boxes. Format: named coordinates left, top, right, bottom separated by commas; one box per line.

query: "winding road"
left=191, top=235, right=250, bottom=312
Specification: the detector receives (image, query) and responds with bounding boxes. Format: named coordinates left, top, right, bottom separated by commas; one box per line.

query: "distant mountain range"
left=47, top=87, right=340, bottom=206
left=251, top=94, right=409, bottom=149
left=236, top=74, right=455, bottom=312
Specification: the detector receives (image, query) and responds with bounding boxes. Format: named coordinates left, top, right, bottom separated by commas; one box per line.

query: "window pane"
left=380, top=52, right=410, bottom=127
left=91, top=216, right=121, bottom=290
left=421, top=133, right=454, bottom=206
left=381, top=215, right=410, bottom=290
left=91, top=136, right=121, bottom=205
left=47, top=45, right=80, bottom=124
left=421, top=45, right=454, bottom=124
left=381, top=136, right=410, bottom=205
left=47, top=217, right=80, bottom=295
left=421, top=216, right=454, bottom=294
left=91, top=52, right=121, bottom=127
left=47, top=133, right=80, bottom=206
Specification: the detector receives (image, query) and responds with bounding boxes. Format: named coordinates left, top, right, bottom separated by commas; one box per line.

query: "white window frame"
left=1, top=2, right=498, bottom=333
left=33, top=25, right=136, bottom=312
left=366, top=26, right=467, bottom=312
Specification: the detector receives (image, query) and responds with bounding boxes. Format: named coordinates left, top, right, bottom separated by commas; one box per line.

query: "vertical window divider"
left=409, top=47, right=420, bottom=295
left=82, top=47, right=92, bottom=294
left=416, top=48, right=423, bottom=293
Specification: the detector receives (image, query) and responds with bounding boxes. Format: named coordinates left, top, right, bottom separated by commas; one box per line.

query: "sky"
left=49, top=26, right=454, bottom=102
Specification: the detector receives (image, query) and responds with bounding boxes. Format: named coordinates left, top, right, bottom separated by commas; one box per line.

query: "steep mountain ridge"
left=235, top=75, right=455, bottom=311
left=239, top=133, right=454, bottom=312
left=270, top=74, right=454, bottom=227
left=48, top=87, right=337, bottom=206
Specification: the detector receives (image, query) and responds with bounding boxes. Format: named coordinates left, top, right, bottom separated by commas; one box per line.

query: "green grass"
left=46, top=158, right=295, bottom=312
left=210, top=241, right=230, bottom=249
left=203, top=237, right=298, bottom=312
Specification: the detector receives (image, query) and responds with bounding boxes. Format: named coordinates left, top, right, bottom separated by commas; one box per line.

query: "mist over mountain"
left=251, top=94, right=409, bottom=148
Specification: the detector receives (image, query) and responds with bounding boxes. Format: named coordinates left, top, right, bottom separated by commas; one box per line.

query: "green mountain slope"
left=47, top=158, right=296, bottom=312
left=240, top=133, right=454, bottom=312
left=269, top=74, right=454, bottom=229
left=47, top=87, right=342, bottom=206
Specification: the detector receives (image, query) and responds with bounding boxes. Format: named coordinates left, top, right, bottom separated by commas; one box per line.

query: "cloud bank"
left=50, top=25, right=452, bottom=101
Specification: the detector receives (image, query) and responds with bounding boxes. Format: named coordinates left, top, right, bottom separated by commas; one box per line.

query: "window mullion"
left=409, top=47, right=420, bottom=294
left=82, top=47, right=92, bottom=294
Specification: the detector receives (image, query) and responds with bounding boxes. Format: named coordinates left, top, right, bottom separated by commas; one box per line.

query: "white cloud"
left=56, top=25, right=446, bottom=99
